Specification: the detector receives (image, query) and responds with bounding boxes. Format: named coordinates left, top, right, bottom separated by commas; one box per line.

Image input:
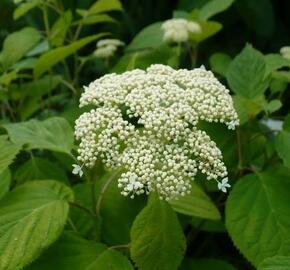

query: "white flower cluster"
left=94, top=39, right=125, bottom=59
left=280, top=46, right=290, bottom=60
left=75, top=64, right=239, bottom=200
left=161, top=18, right=201, bottom=43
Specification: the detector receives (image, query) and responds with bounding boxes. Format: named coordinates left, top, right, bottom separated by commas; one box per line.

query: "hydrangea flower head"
left=94, top=39, right=125, bottom=59
left=280, top=46, right=290, bottom=60
left=161, top=18, right=201, bottom=43
left=75, top=64, right=239, bottom=200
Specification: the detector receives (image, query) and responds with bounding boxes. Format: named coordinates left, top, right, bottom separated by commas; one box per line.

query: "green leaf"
left=0, top=180, right=73, bottom=270
left=180, top=258, right=238, bottom=270
left=275, top=133, right=290, bottom=168
left=14, top=157, right=68, bottom=184
left=16, top=75, right=61, bottom=119
left=191, top=217, right=225, bottom=232
left=113, top=45, right=173, bottom=73
left=26, top=231, right=133, bottom=270
left=91, top=249, right=134, bottom=270
left=13, top=0, right=41, bottom=20
left=189, top=19, right=222, bottom=43
left=258, top=256, right=290, bottom=270
left=89, top=0, right=122, bottom=14
left=34, top=34, right=106, bottom=78
left=209, top=52, right=232, bottom=76
left=126, top=22, right=163, bottom=52
left=282, top=114, right=290, bottom=132
left=169, top=182, right=221, bottom=220
left=76, top=13, right=116, bottom=25
left=233, top=95, right=266, bottom=125
left=49, top=10, right=72, bottom=47
left=2, top=117, right=74, bottom=154
left=225, top=165, right=290, bottom=266
left=263, top=99, right=282, bottom=114
left=130, top=194, right=186, bottom=270
left=0, top=27, right=41, bottom=70
left=97, top=173, right=145, bottom=245
left=199, top=0, right=235, bottom=20
left=0, top=169, right=11, bottom=200
left=0, top=135, right=21, bottom=175
left=264, top=54, right=290, bottom=77
left=227, top=44, right=269, bottom=98
left=70, top=183, right=97, bottom=238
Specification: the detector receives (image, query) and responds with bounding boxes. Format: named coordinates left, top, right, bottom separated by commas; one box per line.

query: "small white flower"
left=94, top=39, right=124, bottom=59
left=72, top=164, right=83, bottom=177
left=218, top=177, right=231, bottom=193
left=227, top=120, right=239, bottom=130
left=161, top=18, right=201, bottom=43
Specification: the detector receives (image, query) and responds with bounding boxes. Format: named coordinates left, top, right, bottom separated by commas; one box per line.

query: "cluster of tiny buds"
left=161, top=18, right=201, bottom=43
left=94, top=39, right=125, bottom=59
left=280, top=46, right=290, bottom=60
left=74, top=64, right=239, bottom=200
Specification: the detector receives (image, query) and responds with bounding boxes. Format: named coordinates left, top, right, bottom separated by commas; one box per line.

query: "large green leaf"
left=227, top=44, right=269, bottom=98
left=180, top=258, right=237, bottom=270
left=130, top=195, right=186, bottom=270
left=14, top=157, right=68, bottom=184
left=258, top=256, right=290, bottom=270
left=34, top=34, right=105, bottom=78
left=199, top=0, right=235, bottom=20
left=225, top=165, right=290, bottom=266
left=0, top=180, right=73, bottom=270
left=2, top=117, right=74, bottom=154
left=169, top=182, right=221, bottom=220
left=26, top=231, right=133, bottom=270
left=0, top=135, right=21, bottom=175
left=0, top=27, right=41, bottom=70
left=126, top=22, right=163, bottom=52
left=0, top=169, right=11, bottom=200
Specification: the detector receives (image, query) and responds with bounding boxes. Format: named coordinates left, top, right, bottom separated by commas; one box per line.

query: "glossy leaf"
left=130, top=195, right=186, bottom=270
left=0, top=180, right=73, bottom=270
